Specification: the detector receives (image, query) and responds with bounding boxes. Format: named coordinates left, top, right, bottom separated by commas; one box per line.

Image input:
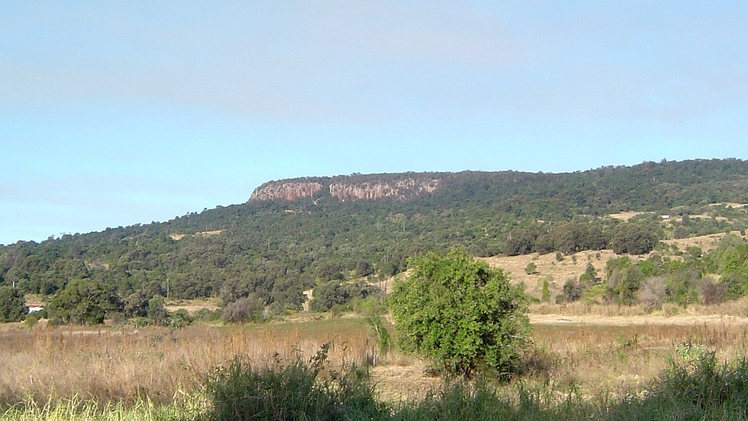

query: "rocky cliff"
left=329, top=178, right=439, bottom=201
left=250, top=181, right=323, bottom=201
left=250, top=175, right=442, bottom=202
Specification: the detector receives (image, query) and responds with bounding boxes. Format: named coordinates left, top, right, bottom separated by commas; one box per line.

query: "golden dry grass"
left=4, top=304, right=748, bottom=408
left=0, top=318, right=379, bottom=407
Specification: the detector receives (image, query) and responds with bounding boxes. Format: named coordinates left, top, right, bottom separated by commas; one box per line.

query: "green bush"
left=47, top=279, right=123, bottom=325
left=0, top=286, right=27, bottom=323
left=203, top=344, right=383, bottom=421
left=604, top=353, right=748, bottom=420
left=389, top=248, right=530, bottom=378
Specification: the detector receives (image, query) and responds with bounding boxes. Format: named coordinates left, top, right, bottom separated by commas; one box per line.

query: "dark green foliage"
left=525, top=262, right=538, bottom=275
left=0, top=286, right=27, bottom=323
left=310, top=280, right=380, bottom=312
left=147, top=296, right=169, bottom=325
left=124, top=291, right=150, bottom=318
left=611, top=223, right=661, bottom=255
left=0, top=159, right=747, bottom=310
left=168, top=308, right=192, bottom=329
left=557, top=279, right=585, bottom=303
left=605, top=257, right=644, bottom=305
left=389, top=248, right=530, bottom=377
left=46, top=279, right=123, bottom=325
left=203, top=345, right=383, bottom=421
left=355, top=260, right=374, bottom=277
left=579, top=262, right=599, bottom=285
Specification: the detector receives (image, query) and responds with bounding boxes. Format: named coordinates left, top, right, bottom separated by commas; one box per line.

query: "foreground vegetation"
left=4, top=345, right=748, bottom=420
left=2, top=306, right=748, bottom=419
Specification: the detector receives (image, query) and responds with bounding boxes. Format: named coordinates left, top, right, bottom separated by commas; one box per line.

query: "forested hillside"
left=1, top=159, right=748, bottom=317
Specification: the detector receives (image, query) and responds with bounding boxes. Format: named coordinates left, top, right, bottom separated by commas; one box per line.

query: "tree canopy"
left=389, top=248, right=530, bottom=377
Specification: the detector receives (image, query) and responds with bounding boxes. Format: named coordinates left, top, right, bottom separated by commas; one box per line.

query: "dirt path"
left=530, top=313, right=748, bottom=326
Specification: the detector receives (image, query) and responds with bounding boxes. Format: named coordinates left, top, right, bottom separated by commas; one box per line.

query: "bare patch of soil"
left=530, top=313, right=748, bottom=326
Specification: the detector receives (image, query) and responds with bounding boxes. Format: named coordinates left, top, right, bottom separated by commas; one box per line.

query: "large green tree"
left=47, top=279, right=123, bottom=325
left=389, top=248, right=530, bottom=377
left=0, top=286, right=27, bottom=323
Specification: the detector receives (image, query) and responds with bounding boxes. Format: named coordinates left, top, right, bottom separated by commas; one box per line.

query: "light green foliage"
left=605, top=257, right=643, bottom=305
left=541, top=277, right=551, bottom=302
left=389, top=248, right=530, bottom=377
left=0, top=286, right=27, bottom=323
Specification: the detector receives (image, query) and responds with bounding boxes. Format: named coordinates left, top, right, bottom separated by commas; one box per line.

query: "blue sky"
left=1, top=1, right=747, bottom=245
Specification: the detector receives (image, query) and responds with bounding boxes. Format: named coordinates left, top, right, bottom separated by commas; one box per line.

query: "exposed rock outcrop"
left=329, top=178, right=439, bottom=201
left=249, top=175, right=442, bottom=202
left=250, top=181, right=323, bottom=201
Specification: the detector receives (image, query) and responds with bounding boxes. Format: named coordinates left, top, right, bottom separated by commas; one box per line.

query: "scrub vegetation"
left=2, top=158, right=748, bottom=418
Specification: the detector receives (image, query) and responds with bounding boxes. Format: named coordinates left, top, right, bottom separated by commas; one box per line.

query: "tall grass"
left=202, top=343, right=383, bottom=421
left=0, top=319, right=376, bottom=410
left=199, top=351, right=748, bottom=421
left=3, top=315, right=748, bottom=419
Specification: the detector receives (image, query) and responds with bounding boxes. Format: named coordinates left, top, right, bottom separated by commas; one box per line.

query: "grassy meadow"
left=3, top=301, right=748, bottom=419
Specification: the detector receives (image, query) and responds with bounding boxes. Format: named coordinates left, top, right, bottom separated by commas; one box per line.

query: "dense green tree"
left=605, top=257, right=644, bottom=305
left=389, top=248, right=530, bottom=377
left=0, top=286, right=27, bottom=323
left=47, top=279, right=123, bottom=325
left=611, top=223, right=661, bottom=255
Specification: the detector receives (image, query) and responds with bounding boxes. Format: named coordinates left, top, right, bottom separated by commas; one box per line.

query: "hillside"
left=1, top=158, right=748, bottom=315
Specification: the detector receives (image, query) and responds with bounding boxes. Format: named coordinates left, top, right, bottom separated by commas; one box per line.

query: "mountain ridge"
left=1, top=158, right=748, bottom=312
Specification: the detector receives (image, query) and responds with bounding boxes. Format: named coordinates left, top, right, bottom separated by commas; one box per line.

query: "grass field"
left=3, top=301, right=748, bottom=420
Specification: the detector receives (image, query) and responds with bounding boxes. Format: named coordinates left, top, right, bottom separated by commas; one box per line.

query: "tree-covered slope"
left=1, top=159, right=747, bottom=312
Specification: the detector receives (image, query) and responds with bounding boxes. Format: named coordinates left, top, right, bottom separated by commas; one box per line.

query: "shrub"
left=525, top=262, right=538, bottom=275
left=223, top=297, right=264, bottom=323
left=0, top=286, right=27, bottom=323
left=606, top=353, right=748, bottom=419
left=203, top=344, right=383, bottom=421
left=389, top=248, right=530, bottom=378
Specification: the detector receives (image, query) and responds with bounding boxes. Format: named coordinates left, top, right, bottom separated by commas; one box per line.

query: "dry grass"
left=0, top=318, right=379, bottom=408
left=528, top=321, right=748, bottom=398
left=481, top=232, right=742, bottom=300
left=482, top=250, right=620, bottom=299
left=5, top=305, right=748, bottom=409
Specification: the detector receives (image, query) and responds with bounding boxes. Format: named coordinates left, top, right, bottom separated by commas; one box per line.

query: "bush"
left=203, top=344, right=383, bottom=421
left=606, top=353, right=748, bottom=419
left=557, top=278, right=585, bottom=303
left=223, top=297, right=264, bottom=323
left=0, top=286, right=27, bottom=323
left=389, top=248, right=530, bottom=378
left=310, top=280, right=380, bottom=312
left=46, top=279, right=123, bottom=325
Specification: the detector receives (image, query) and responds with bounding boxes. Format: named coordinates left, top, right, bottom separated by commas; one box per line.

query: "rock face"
left=250, top=181, right=323, bottom=201
left=250, top=176, right=441, bottom=202
left=329, top=178, right=439, bottom=201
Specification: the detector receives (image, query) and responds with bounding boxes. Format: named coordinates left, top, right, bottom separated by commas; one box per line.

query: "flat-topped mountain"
left=1, top=158, right=748, bottom=313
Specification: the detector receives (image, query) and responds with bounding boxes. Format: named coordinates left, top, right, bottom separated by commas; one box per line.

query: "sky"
left=1, top=1, right=747, bottom=245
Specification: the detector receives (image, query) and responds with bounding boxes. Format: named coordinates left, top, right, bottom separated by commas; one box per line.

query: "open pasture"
left=3, top=309, right=748, bottom=411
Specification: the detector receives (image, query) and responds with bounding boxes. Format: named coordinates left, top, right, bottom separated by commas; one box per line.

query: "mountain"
left=1, top=158, right=747, bottom=312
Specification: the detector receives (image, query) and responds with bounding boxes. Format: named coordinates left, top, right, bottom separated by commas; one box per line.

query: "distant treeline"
left=0, top=158, right=747, bottom=317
